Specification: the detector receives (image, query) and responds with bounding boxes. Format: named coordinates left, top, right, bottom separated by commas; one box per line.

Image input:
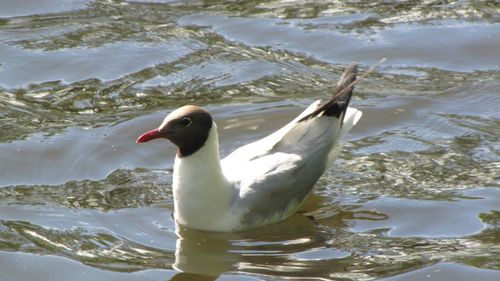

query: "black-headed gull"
left=137, top=63, right=362, bottom=232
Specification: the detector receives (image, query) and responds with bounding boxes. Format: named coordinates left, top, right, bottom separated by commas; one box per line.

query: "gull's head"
left=136, top=105, right=213, bottom=157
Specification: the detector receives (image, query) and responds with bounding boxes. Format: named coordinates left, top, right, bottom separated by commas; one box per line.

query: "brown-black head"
left=136, top=105, right=213, bottom=157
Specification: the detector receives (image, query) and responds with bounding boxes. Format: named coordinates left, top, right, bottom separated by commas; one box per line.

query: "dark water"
left=1, top=1, right=499, bottom=280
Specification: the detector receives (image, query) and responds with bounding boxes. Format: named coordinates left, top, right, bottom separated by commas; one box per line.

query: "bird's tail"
left=298, top=63, right=358, bottom=123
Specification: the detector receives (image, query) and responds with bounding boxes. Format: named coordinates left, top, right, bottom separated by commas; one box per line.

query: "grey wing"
left=221, top=100, right=326, bottom=183
left=222, top=63, right=359, bottom=225
left=235, top=136, right=334, bottom=226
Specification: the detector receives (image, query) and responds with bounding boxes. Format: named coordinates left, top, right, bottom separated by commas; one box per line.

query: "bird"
left=136, top=63, right=362, bottom=232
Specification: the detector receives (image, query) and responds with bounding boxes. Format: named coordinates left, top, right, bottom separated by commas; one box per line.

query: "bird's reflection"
left=167, top=194, right=382, bottom=280
left=169, top=213, right=321, bottom=280
left=169, top=272, right=216, bottom=281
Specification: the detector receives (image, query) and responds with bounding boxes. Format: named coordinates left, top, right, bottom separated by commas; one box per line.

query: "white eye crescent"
left=180, top=117, right=192, bottom=127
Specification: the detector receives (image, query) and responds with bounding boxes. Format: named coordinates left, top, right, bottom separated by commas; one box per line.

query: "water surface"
left=1, top=1, right=499, bottom=280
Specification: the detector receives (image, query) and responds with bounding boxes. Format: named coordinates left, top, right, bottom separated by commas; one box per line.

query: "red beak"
left=136, top=128, right=161, bottom=143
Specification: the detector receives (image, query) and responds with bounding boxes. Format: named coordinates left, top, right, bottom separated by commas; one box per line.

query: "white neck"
left=172, top=123, right=234, bottom=231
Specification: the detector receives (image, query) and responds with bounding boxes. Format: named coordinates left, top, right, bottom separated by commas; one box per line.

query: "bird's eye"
left=180, top=117, right=192, bottom=127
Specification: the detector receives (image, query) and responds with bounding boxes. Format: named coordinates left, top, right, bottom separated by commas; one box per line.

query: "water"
left=1, top=0, right=499, bottom=280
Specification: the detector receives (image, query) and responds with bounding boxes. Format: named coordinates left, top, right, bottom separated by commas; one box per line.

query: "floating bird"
left=137, top=63, right=362, bottom=232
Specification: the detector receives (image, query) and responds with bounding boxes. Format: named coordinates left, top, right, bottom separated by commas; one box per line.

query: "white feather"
left=172, top=124, right=239, bottom=231
left=173, top=104, right=362, bottom=231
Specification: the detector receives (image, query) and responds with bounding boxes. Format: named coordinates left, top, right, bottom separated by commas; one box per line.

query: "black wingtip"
left=335, top=62, right=358, bottom=97
left=298, top=63, right=358, bottom=122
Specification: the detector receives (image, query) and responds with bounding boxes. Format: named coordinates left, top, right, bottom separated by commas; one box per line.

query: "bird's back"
left=221, top=63, right=362, bottom=229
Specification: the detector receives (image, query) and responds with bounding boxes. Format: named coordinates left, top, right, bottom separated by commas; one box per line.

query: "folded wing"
left=221, top=63, right=362, bottom=226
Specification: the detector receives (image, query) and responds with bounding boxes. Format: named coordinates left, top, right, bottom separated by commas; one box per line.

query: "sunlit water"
left=1, top=1, right=499, bottom=280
